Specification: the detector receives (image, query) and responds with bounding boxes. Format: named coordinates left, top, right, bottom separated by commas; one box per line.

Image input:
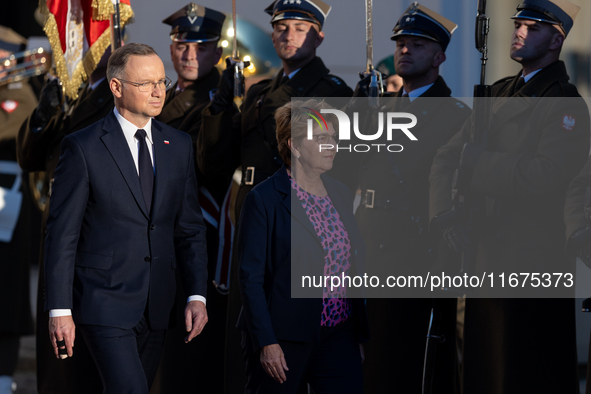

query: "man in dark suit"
left=17, top=48, right=114, bottom=394
left=198, top=2, right=353, bottom=389
left=44, top=43, right=208, bottom=394
left=430, top=1, right=587, bottom=392
left=154, top=4, right=232, bottom=393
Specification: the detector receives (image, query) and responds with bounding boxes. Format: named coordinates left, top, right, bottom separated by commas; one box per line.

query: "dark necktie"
left=515, top=77, right=526, bottom=92
left=279, top=75, right=290, bottom=86
left=135, top=129, right=154, bottom=213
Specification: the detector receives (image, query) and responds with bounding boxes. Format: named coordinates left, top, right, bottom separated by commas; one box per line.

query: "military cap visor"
left=391, top=3, right=457, bottom=52
left=0, top=25, right=27, bottom=53
left=265, top=0, right=331, bottom=30
left=162, top=3, right=226, bottom=42
left=511, top=0, right=580, bottom=36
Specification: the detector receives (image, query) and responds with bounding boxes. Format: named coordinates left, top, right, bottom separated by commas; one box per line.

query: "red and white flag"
left=40, top=0, right=133, bottom=99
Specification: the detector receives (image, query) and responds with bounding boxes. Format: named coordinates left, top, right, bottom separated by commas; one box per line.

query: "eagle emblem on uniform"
left=562, top=115, right=576, bottom=131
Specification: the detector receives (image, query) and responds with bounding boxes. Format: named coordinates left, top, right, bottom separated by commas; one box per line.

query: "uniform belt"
left=362, top=189, right=412, bottom=211
left=241, top=167, right=274, bottom=186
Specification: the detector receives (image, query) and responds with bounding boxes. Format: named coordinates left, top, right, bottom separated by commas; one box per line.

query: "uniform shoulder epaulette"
left=444, top=97, right=470, bottom=113
left=323, top=74, right=346, bottom=86
left=492, top=76, right=514, bottom=86
left=251, top=78, right=273, bottom=90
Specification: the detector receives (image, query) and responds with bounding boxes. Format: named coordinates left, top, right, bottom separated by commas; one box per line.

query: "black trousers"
left=80, top=315, right=165, bottom=394
left=242, top=320, right=363, bottom=394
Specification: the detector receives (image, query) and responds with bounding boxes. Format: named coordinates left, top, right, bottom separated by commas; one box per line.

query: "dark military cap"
left=265, top=0, right=331, bottom=30
left=0, top=25, right=27, bottom=53
left=511, top=0, right=580, bottom=37
left=162, top=3, right=226, bottom=42
left=391, top=2, right=458, bottom=52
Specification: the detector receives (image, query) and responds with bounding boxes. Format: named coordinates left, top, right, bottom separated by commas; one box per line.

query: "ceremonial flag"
left=39, top=0, right=133, bottom=99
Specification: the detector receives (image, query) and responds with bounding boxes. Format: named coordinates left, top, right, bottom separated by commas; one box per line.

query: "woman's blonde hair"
left=275, top=99, right=337, bottom=166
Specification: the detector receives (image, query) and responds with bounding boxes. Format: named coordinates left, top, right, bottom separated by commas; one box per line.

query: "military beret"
left=162, top=3, right=226, bottom=43
left=0, top=25, right=27, bottom=53
left=265, top=0, right=331, bottom=30
left=511, top=0, right=580, bottom=37
left=391, top=2, right=458, bottom=52
left=376, top=55, right=396, bottom=77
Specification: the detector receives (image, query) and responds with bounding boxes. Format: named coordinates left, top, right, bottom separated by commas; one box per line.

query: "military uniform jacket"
left=17, top=79, right=114, bottom=190
left=429, top=61, right=590, bottom=273
left=197, top=56, right=353, bottom=217
left=157, top=69, right=227, bottom=202
left=352, top=77, right=471, bottom=257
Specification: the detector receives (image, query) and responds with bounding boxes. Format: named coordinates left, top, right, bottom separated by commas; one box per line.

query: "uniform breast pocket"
left=75, top=251, right=113, bottom=270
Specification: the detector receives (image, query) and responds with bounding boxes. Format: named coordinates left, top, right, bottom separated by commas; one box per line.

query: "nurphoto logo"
left=305, top=108, right=418, bottom=153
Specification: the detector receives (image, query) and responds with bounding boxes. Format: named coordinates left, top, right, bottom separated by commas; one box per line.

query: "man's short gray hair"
left=107, top=43, right=158, bottom=81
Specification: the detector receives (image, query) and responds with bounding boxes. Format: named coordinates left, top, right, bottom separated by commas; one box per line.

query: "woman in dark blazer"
left=237, top=99, right=369, bottom=393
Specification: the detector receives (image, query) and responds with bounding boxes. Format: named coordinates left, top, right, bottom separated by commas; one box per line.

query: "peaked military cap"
left=162, top=3, right=226, bottom=42
left=0, top=25, right=27, bottom=53
left=511, top=0, right=580, bottom=37
left=265, top=0, right=331, bottom=30
left=391, top=2, right=458, bottom=52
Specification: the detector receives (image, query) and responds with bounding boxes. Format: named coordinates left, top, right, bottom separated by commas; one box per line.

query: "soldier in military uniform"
left=198, top=1, right=352, bottom=391
left=338, top=5, right=471, bottom=392
left=16, top=48, right=113, bottom=394
left=0, top=26, right=37, bottom=394
left=153, top=4, right=232, bottom=393
left=429, top=1, right=588, bottom=392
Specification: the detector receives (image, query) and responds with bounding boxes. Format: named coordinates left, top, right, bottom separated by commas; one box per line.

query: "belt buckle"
left=245, top=167, right=255, bottom=186
left=365, top=189, right=375, bottom=209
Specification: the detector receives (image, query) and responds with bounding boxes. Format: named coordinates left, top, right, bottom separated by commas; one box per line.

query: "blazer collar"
left=274, top=165, right=352, bottom=246
left=100, top=111, right=169, bottom=219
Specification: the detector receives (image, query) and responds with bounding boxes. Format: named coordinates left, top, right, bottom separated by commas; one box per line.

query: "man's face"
left=394, top=36, right=442, bottom=80
left=510, top=19, right=559, bottom=63
left=114, top=54, right=166, bottom=121
left=170, top=41, right=222, bottom=85
left=271, top=19, right=324, bottom=63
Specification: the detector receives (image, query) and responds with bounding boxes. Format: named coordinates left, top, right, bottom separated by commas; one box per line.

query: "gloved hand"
left=457, top=142, right=485, bottom=194
left=31, top=79, right=62, bottom=129
left=566, top=226, right=591, bottom=267
left=353, top=71, right=386, bottom=98
left=442, top=222, right=471, bottom=253
left=209, top=57, right=250, bottom=115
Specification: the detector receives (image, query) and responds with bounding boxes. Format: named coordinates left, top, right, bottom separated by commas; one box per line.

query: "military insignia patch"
left=562, top=115, right=576, bottom=131
left=0, top=100, right=18, bottom=113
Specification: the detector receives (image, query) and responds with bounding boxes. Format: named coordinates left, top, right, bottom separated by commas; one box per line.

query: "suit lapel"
left=274, top=167, right=322, bottom=245
left=150, top=121, right=173, bottom=216
left=100, top=111, right=150, bottom=218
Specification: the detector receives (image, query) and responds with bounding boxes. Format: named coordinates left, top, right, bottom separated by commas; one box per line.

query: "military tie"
left=514, top=77, right=526, bottom=92
left=279, top=75, right=290, bottom=86
left=135, top=129, right=154, bottom=213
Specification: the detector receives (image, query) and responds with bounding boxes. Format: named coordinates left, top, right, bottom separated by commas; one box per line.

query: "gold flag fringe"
left=91, top=0, right=113, bottom=21
left=39, top=0, right=134, bottom=100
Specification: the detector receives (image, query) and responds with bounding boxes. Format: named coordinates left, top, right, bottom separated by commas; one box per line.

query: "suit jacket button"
left=150, top=225, right=155, bottom=230
left=144, top=256, right=151, bottom=262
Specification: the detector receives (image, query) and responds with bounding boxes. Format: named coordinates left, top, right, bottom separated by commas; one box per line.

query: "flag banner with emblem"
left=39, top=0, right=134, bottom=99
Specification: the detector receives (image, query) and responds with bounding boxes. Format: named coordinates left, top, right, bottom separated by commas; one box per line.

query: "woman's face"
left=291, top=123, right=338, bottom=175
